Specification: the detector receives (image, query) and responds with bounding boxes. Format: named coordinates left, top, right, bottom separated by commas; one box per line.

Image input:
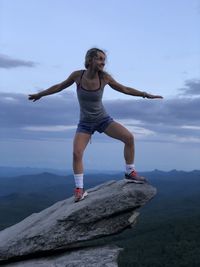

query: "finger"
left=154, top=96, right=163, bottom=99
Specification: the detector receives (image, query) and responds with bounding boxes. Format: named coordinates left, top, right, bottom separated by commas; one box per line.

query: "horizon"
left=0, top=165, right=199, bottom=174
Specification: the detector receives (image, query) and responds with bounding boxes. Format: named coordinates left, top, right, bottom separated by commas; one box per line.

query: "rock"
left=3, top=245, right=122, bottom=267
left=0, top=180, right=156, bottom=263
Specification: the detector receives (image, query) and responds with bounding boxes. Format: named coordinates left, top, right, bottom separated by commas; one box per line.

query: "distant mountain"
left=0, top=172, right=118, bottom=197
left=0, top=166, right=120, bottom=177
left=0, top=172, right=70, bottom=196
left=0, top=166, right=68, bottom=177
left=0, top=169, right=200, bottom=197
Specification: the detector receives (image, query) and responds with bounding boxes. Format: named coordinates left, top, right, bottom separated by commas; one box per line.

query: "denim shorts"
left=76, top=116, right=114, bottom=135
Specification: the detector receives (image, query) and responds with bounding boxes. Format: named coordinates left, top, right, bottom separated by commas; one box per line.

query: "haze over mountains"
left=0, top=167, right=200, bottom=266
left=0, top=167, right=200, bottom=229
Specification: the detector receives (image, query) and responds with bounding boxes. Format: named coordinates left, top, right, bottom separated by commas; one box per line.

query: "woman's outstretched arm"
left=28, top=71, right=78, bottom=102
left=106, top=74, right=163, bottom=99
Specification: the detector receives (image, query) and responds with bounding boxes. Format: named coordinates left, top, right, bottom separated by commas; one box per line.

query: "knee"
left=124, top=132, right=134, bottom=146
left=73, top=149, right=83, bottom=161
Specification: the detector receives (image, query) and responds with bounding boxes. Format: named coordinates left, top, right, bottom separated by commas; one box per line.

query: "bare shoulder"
left=102, top=72, right=114, bottom=85
left=58, top=70, right=84, bottom=89
left=71, top=70, right=84, bottom=83
left=69, top=70, right=82, bottom=79
left=103, top=72, right=125, bottom=92
left=103, top=72, right=117, bottom=86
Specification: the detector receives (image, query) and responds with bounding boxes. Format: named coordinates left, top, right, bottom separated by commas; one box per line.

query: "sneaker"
left=124, top=170, right=147, bottom=184
left=74, top=188, right=88, bottom=202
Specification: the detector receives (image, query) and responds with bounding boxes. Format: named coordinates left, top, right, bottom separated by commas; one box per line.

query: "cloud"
left=105, top=96, right=200, bottom=143
left=0, top=91, right=79, bottom=127
left=178, top=79, right=200, bottom=96
left=23, top=125, right=77, bottom=132
left=0, top=54, right=37, bottom=69
left=0, top=81, right=200, bottom=143
left=105, top=96, right=200, bottom=126
left=0, top=91, right=79, bottom=140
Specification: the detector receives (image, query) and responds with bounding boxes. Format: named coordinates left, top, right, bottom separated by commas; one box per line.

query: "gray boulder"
left=3, top=246, right=122, bottom=267
left=0, top=180, right=156, bottom=264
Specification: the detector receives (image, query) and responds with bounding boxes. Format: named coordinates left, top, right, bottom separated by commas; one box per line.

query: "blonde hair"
left=84, top=48, right=106, bottom=69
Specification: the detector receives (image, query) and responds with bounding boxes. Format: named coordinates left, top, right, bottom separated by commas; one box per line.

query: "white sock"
left=125, top=164, right=135, bottom=174
left=74, top=173, right=83, bottom=188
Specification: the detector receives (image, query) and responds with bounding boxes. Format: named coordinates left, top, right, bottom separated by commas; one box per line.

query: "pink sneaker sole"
left=74, top=191, right=88, bottom=202
left=124, top=177, right=145, bottom=184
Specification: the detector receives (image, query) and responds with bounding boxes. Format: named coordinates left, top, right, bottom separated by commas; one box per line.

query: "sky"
left=0, top=0, right=200, bottom=172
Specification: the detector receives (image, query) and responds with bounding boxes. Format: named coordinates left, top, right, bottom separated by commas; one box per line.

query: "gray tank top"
left=76, top=70, right=108, bottom=121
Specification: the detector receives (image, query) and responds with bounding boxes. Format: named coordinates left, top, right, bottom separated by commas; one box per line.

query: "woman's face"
left=91, top=51, right=106, bottom=71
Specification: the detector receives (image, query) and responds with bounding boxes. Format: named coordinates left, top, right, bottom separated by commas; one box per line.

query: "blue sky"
left=0, top=0, right=200, bottom=172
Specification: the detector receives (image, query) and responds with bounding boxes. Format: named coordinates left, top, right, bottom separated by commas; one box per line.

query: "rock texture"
left=0, top=179, right=156, bottom=265
left=3, top=246, right=122, bottom=267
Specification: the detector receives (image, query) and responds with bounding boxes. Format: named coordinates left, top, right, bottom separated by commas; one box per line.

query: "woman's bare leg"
left=73, top=132, right=91, bottom=174
left=104, top=121, right=134, bottom=164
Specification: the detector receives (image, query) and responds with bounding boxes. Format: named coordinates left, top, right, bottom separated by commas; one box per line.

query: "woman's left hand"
left=145, top=93, right=163, bottom=99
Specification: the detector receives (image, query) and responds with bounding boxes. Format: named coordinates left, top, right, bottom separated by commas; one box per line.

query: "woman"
left=29, top=48, right=163, bottom=202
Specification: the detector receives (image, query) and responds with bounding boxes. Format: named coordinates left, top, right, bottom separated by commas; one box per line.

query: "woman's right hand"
left=28, top=94, right=42, bottom=102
